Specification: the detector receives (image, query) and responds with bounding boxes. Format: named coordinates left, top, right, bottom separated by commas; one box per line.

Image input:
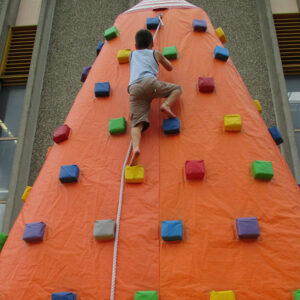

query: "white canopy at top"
left=125, top=0, right=196, bottom=13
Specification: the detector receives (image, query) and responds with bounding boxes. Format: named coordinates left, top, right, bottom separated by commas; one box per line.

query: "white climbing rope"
left=110, top=16, right=163, bottom=300
left=110, top=140, right=132, bottom=300
left=153, top=13, right=164, bottom=41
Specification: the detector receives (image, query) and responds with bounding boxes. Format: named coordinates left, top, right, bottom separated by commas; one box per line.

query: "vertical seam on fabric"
left=156, top=19, right=161, bottom=299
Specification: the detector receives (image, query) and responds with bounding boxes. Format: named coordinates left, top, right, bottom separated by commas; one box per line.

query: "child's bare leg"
left=160, top=88, right=182, bottom=118
left=130, top=123, right=143, bottom=166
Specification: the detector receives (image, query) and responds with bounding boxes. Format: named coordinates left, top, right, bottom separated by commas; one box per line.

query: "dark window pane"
left=295, top=132, right=300, bottom=161
left=0, top=140, right=17, bottom=200
left=286, top=76, right=300, bottom=92
left=0, top=204, right=5, bottom=232
left=0, top=86, right=26, bottom=138
left=290, top=103, right=300, bottom=129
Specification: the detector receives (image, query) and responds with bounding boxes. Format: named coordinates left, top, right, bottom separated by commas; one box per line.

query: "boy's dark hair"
left=135, top=29, right=153, bottom=49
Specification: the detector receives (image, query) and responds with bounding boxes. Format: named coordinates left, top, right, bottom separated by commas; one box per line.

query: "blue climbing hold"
left=52, top=292, right=76, bottom=300
left=96, top=42, right=104, bottom=56
left=59, top=165, right=79, bottom=183
left=81, top=66, right=91, bottom=82
left=147, top=18, right=160, bottom=30
left=95, top=82, right=110, bottom=97
left=161, top=220, right=183, bottom=241
left=193, top=19, right=207, bottom=32
left=214, top=45, right=229, bottom=61
left=268, top=126, right=284, bottom=145
left=163, top=117, right=180, bottom=135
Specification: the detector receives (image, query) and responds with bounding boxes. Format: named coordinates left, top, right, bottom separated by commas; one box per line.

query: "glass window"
left=288, top=93, right=300, bottom=129
left=0, top=140, right=17, bottom=200
left=295, top=132, right=300, bottom=158
left=0, top=86, right=25, bottom=201
left=0, top=204, right=6, bottom=232
left=0, top=86, right=26, bottom=138
left=286, top=76, right=300, bottom=161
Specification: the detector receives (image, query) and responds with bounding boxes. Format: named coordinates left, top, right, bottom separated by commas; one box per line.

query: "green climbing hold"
left=104, top=26, right=118, bottom=41
left=252, top=160, right=274, bottom=180
left=294, top=289, right=300, bottom=300
left=135, top=291, right=158, bottom=300
left=163, top=46, right=178, bottom=60
left=0, top=232, right=8, bottom=252
left=109, top=117, right=126, bottom=134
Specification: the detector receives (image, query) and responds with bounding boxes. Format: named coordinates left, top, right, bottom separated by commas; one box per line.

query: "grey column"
left=256, top=0, right=300, bottom=181
left=2, top=0, right=57, bottom=233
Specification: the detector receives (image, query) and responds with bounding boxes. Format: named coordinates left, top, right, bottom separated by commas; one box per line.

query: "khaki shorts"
left=128, top=77, right=181, bottom=131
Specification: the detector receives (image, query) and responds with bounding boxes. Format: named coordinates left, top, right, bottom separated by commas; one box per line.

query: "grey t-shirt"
left=129, top=49, right=159, bottom=87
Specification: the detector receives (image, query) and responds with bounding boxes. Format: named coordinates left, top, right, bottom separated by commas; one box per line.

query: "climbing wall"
left=1, top=1, right=300, bottom=299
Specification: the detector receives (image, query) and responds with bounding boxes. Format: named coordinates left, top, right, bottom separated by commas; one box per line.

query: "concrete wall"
left=0, top=1, right=4, bottom=13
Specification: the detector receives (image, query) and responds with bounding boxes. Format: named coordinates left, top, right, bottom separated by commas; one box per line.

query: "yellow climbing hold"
left=224, top=114, right=242, bottom=131
left=21, top=186, right=32, bottom=203
left=216, top=27, right=227, bottom=43
left=125, top=165, right=144, bottom=183
left=210, top=290, right=235, bottom=300
left=117, top=49, right=131, bottom=64
left=253, top=99, right=262, bottom=113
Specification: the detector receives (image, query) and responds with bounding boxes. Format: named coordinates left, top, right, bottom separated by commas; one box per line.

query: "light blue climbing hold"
left=161, top=220, right=183, bottom=241
left=214, top=45, right=229, bottom=61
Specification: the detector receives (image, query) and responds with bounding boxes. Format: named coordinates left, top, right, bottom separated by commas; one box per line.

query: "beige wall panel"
left=15, top=0, right=41, bottom=25
left=271, top=0, right=299, bottom=13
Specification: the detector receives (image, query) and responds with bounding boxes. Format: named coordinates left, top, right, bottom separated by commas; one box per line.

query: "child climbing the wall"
left=128, top=29, right=182, bottom=166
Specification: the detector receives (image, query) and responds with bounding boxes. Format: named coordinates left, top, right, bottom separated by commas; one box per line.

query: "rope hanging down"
left=110, top=14, right=164, bottom=300
left=110, top=140, right=132, bottom=300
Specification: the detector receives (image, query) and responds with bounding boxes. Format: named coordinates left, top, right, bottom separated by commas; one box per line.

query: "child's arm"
left=154, top=51, right=173, bottom=71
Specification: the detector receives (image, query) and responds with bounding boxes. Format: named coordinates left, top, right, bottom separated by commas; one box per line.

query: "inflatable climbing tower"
left=1, top=0, right=300, bottom=299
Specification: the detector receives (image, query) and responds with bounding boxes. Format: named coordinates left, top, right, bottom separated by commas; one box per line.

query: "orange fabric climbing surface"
left=1, top=1, right=300, bottom=299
